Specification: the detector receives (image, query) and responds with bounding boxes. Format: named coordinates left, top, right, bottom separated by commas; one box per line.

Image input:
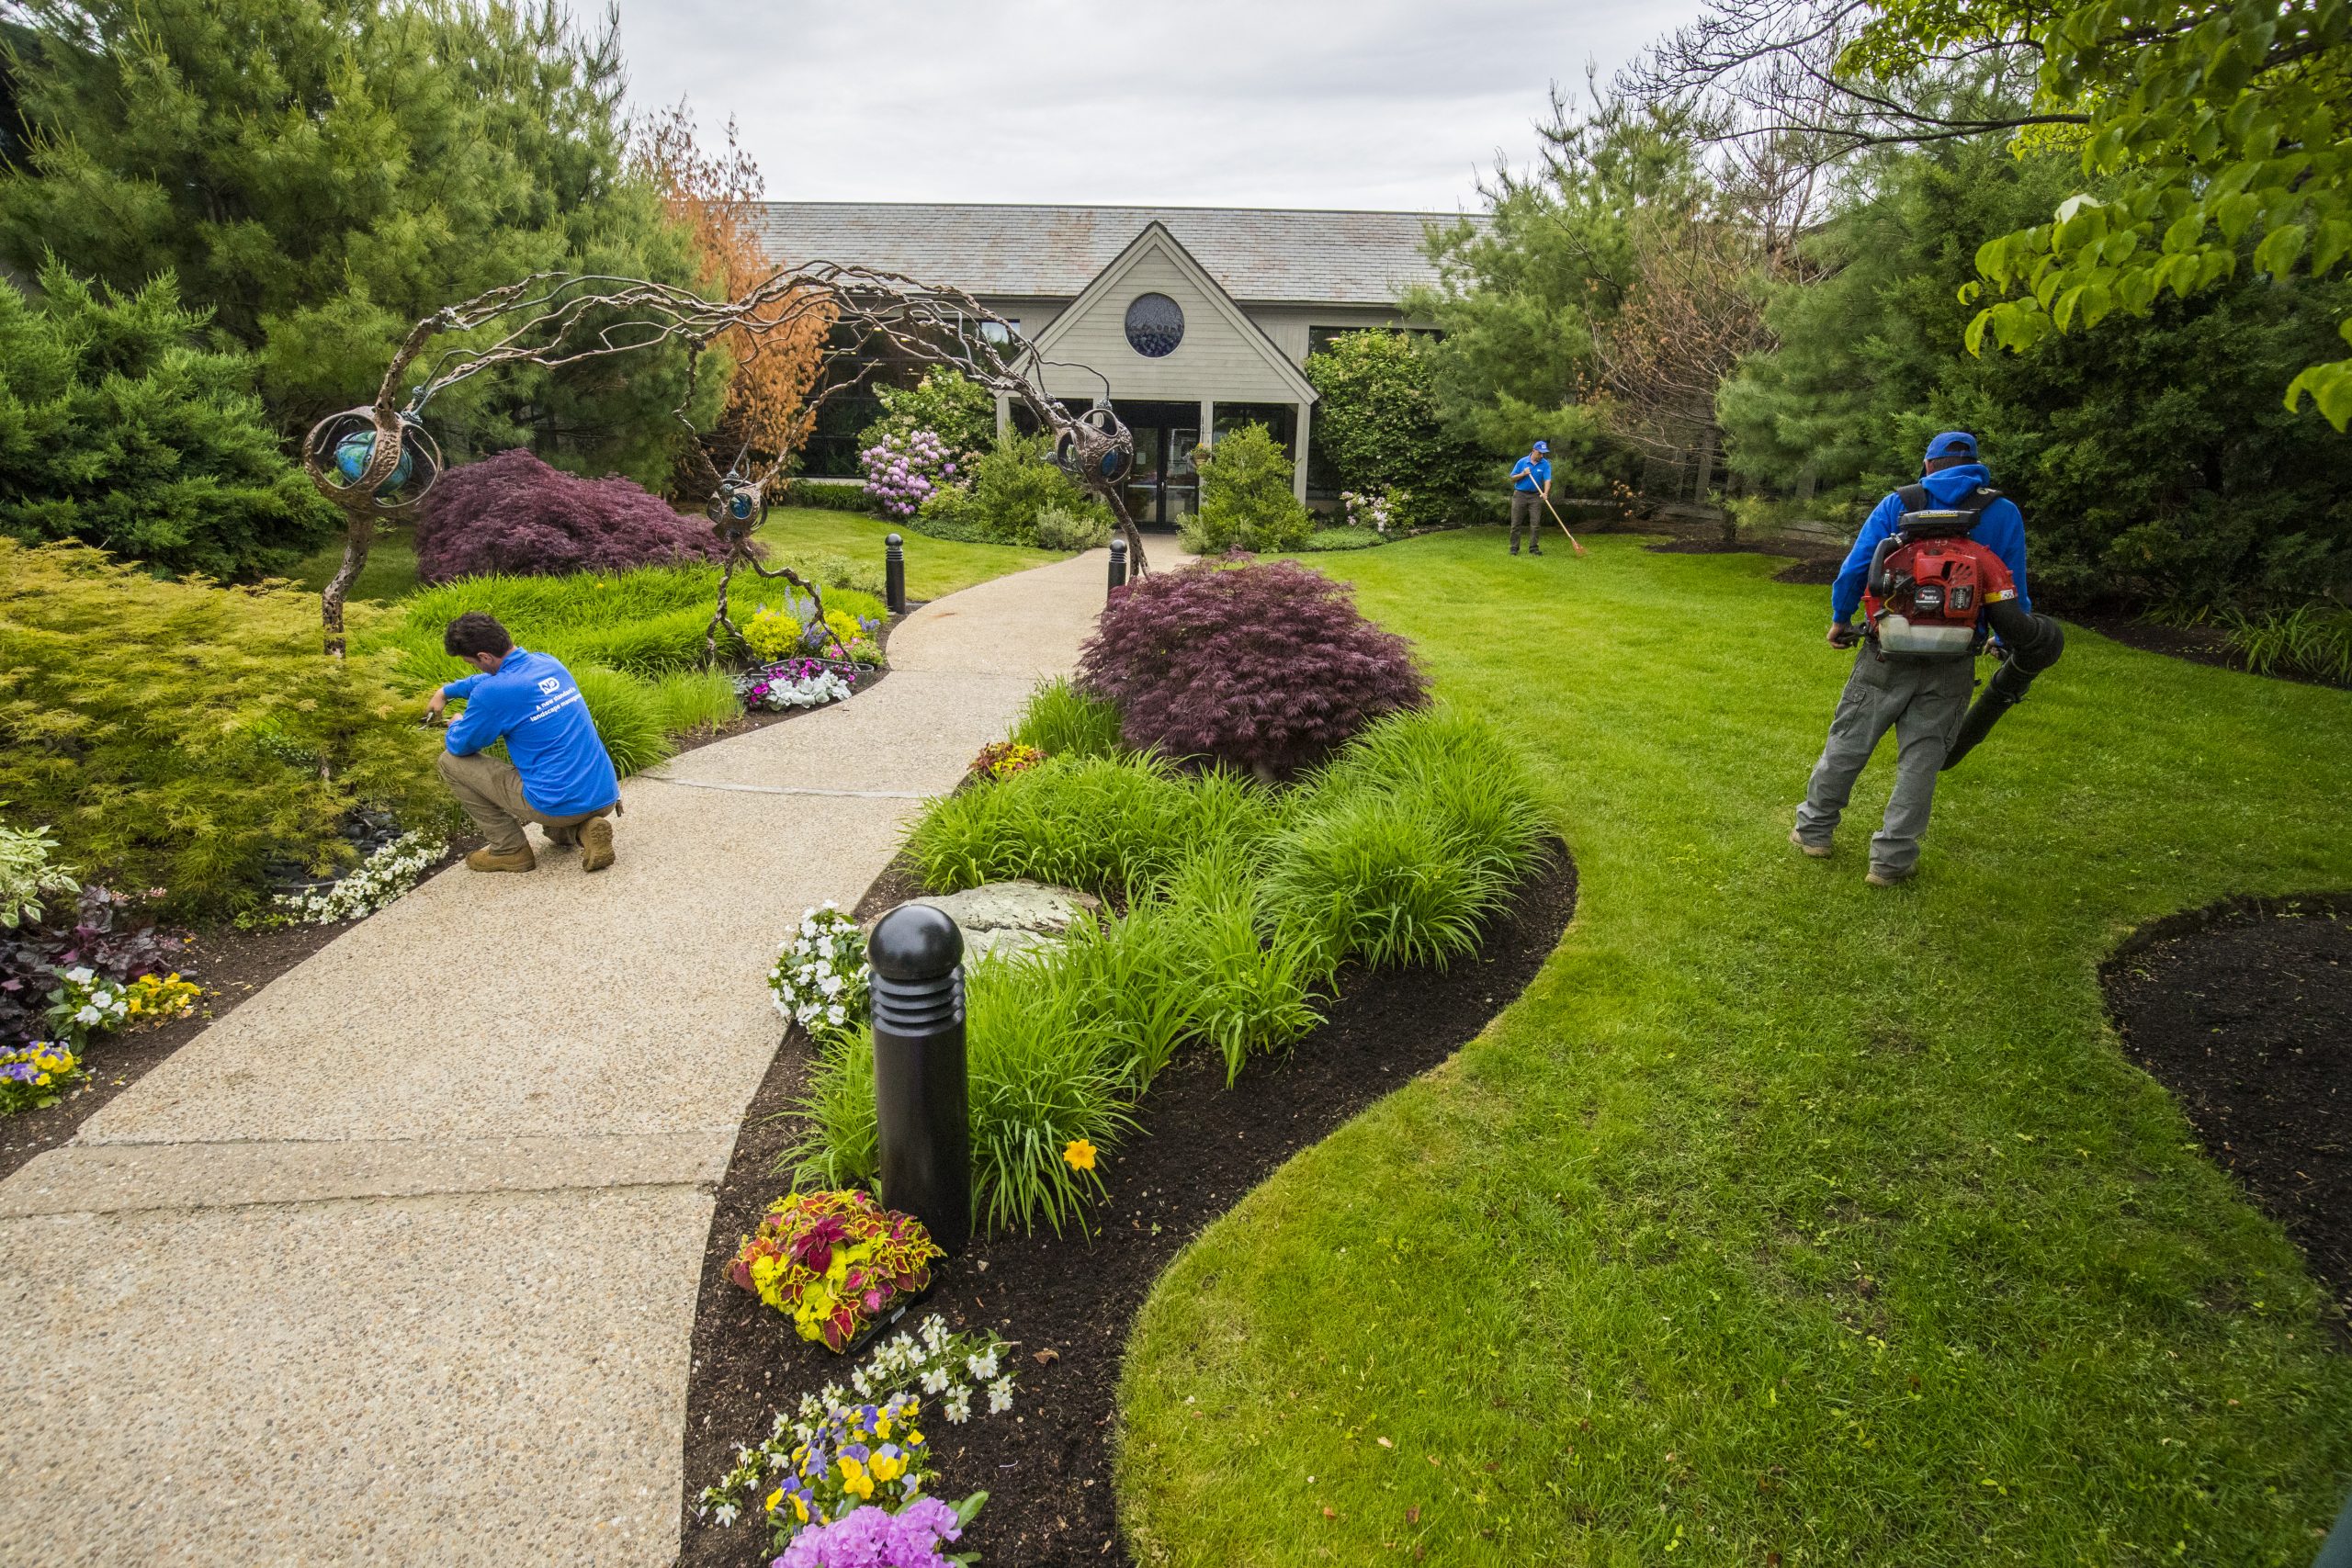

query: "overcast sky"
left=607, top=0, right=1702, bottom=212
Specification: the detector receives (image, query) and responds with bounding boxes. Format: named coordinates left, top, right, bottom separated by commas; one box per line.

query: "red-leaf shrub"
left=413, top=448, right=730, bottom=582
left=1078, top=559, right=1427, bottom=774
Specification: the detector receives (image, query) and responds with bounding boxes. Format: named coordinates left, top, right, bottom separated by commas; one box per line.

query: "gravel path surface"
left=0, top=547, right=1120, bottom=1566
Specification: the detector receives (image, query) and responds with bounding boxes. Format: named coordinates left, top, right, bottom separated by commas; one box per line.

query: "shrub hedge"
left=0, top=539, right=443, bottom=914
left=413, top=448, right=730, bottom=582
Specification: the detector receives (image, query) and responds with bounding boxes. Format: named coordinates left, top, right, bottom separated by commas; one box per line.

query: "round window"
left=1123, top=293, right=1184, bottom=357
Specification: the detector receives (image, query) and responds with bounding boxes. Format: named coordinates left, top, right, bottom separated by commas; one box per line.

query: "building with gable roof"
left=750, top=202, right=1461, bottom=518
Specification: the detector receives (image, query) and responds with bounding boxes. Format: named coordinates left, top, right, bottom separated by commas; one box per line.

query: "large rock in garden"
left=908, top=880, right=1102, bottom=963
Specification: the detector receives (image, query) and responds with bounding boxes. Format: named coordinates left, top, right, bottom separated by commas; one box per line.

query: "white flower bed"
left=270, top=831, right=446, bottom=925
left=767, top=902, right=869, bottom=1039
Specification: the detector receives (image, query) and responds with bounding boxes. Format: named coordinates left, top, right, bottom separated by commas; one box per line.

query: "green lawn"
left=1115, top=529, right=2352, bottom=1565
left=292, top=507, right=1061, bottom=605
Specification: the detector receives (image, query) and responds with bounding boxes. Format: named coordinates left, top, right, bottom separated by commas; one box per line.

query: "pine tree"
left=0, top=0, right=719, bottom=487
left=0, top=262, right=334, bottom=579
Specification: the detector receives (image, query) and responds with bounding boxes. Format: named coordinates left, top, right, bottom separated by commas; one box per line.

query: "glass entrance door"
left=1124, top=426, right=1164, bottom=525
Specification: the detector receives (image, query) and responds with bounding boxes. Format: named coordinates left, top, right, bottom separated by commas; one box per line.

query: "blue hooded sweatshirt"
left=1830, top=462, right=2030, bottom=625
left=440, top=649, right=620, bottom=818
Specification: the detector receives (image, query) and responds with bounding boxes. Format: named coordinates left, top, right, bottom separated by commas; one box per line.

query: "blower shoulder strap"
left=1896, top=483, right=2002, bottom=522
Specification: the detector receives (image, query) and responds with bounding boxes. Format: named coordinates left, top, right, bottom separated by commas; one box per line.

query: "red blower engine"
left=1862, top=496, right=2018, bottom=659
left=1861, top=484, right=2064, bottom=771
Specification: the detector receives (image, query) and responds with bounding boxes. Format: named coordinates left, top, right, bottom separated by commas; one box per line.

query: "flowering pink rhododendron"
left=860, top=430, right=956, bottom=519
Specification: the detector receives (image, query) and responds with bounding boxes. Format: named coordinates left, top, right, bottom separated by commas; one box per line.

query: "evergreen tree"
left=0, top=262, right=333, bottom=579
left=1405, top=96, right=1713, bottom=479
left=1720, top=134, right=2352, bottom=612
left=0, top=0, right=718, bottom=487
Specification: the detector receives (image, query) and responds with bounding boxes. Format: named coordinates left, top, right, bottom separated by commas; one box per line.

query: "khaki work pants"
left=1792, top=647, right=1973, bottom=876
left=436, top=750, right=610, bottom=855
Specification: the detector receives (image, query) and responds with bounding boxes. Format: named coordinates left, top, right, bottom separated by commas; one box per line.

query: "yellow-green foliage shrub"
left=0, top=539, right=443, bottom=914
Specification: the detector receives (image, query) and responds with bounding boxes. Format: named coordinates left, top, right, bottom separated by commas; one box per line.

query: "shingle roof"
left=746, top=202, right=1468, bottom=306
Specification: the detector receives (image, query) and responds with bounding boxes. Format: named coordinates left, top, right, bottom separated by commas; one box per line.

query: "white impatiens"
left=268, top=831, right=446, bottom=926
left=766, top=902, right=869, bottom=1041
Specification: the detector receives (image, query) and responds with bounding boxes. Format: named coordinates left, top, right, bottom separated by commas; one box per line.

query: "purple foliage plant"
left=1077, top=558, right=1427, bottom=776
left=413, top=448, right=732, bottom=582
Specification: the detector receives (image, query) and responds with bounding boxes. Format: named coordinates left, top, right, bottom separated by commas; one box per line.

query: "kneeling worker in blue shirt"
left=425, top=612, right=621, bottom=874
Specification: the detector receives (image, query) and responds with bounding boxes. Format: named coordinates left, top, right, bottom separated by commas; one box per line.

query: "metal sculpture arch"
left=302, top=264, right=1148, bottom=658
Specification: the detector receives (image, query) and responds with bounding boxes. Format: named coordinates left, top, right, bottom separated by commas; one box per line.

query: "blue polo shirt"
left=441, top=649, right=620, bottom=818
left=1511, top=456, right=1551, bottom=491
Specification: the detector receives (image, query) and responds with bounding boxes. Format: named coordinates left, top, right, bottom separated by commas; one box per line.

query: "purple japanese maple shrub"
left=1077, top=559, right=1427, bottom=774
left=413, top=448, right=731, bottom=582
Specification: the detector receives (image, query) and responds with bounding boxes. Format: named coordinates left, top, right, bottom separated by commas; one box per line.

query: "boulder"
left=905, top=880, right=1103, bottom=964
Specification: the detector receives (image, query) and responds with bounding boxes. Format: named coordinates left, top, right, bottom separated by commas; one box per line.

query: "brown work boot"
left=465, top=844, right=536, bottom=874
left=579, top=817, right=615, bottom=873
left=1788, top=828, right=1832, bottom=859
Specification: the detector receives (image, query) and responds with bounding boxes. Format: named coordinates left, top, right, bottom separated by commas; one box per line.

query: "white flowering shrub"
left=45, top=965, right=127, bottom=1045
left=268, top=831, right=446, bottom=926
left=768, top=903, right=869, bottom=1040
left=1342, top=488, right=1396, bottom=535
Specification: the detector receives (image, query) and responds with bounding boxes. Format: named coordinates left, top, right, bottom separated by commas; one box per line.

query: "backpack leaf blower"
left=1860, top=483, right=2064, bottom=773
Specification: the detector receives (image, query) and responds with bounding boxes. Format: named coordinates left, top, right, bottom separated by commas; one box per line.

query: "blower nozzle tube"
left=1941, top=603, right=2064, bottom=772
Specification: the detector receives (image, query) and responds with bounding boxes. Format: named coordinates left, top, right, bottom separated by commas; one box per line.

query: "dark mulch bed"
left=676, top=844, right=1579, bottom=1568
left=0, top=916, right=351, bottom=1181
left=2104, top=894, right=2352, bottom=1325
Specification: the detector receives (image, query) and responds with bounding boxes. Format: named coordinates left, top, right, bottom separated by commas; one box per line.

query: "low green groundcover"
left=787, top=690, right=1553, bottom=1237
left=1116, top=529, right=2352, bottom=1564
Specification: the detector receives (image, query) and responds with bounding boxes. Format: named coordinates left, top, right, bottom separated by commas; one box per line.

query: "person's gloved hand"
left=1826, top=620, right=1860, bottom=649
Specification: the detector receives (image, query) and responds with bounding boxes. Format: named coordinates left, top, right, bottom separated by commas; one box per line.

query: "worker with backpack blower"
left=1790, top=431, right=2065, bottom=886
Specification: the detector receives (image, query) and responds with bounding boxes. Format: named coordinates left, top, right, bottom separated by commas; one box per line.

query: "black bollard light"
left=884, top=532, right=907, bottom=615
left=1108, top=535, right=1127, bottom=595
left=867, top=903, right=969, bottom=1256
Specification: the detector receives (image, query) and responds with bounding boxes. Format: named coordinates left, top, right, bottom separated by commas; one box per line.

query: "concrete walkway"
left=0, top=548, right=1117, bottom=1565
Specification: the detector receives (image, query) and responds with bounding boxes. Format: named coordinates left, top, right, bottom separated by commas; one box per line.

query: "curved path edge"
left=0, top=548, right=1118, bottom=1567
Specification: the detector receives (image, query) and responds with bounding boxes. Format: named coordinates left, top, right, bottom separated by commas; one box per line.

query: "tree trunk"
left=321, top=514, right=378, bottom=660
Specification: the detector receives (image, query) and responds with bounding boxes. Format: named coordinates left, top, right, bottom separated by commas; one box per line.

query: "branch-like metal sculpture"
left=302, top=265, right=1148, bottom=659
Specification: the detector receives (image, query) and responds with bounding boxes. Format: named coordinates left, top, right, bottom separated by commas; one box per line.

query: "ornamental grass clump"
left=1079, top=559, right=1427, bottom=776
left=727, top=1189, right=943, bottom=1351
left=569, top=665, right=673, bottom=776
left=412, top=448, right=730, bottom=581
left=902, top=752, right=1200, bottom=899
left=1008, top=676, right=1124, bottom=761
left=1264, top=708, right=1552, bottom=971
left=787, top=953, right=1136, bottom=1236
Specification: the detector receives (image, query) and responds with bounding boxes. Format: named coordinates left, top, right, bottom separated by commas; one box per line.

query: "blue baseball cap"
left=1924, top=430, right=1977, bottom=461
left=1532, top=440, right=1549, bottom=453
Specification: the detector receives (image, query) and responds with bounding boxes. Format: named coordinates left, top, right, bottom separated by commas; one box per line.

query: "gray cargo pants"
left=1509, top=490, right=1545, bottom=552
left=1792, top=648, right=1973, bottom=876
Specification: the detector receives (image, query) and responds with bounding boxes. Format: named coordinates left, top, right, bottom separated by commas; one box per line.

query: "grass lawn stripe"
left=1115, top=530, right=2352, bottom=1566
